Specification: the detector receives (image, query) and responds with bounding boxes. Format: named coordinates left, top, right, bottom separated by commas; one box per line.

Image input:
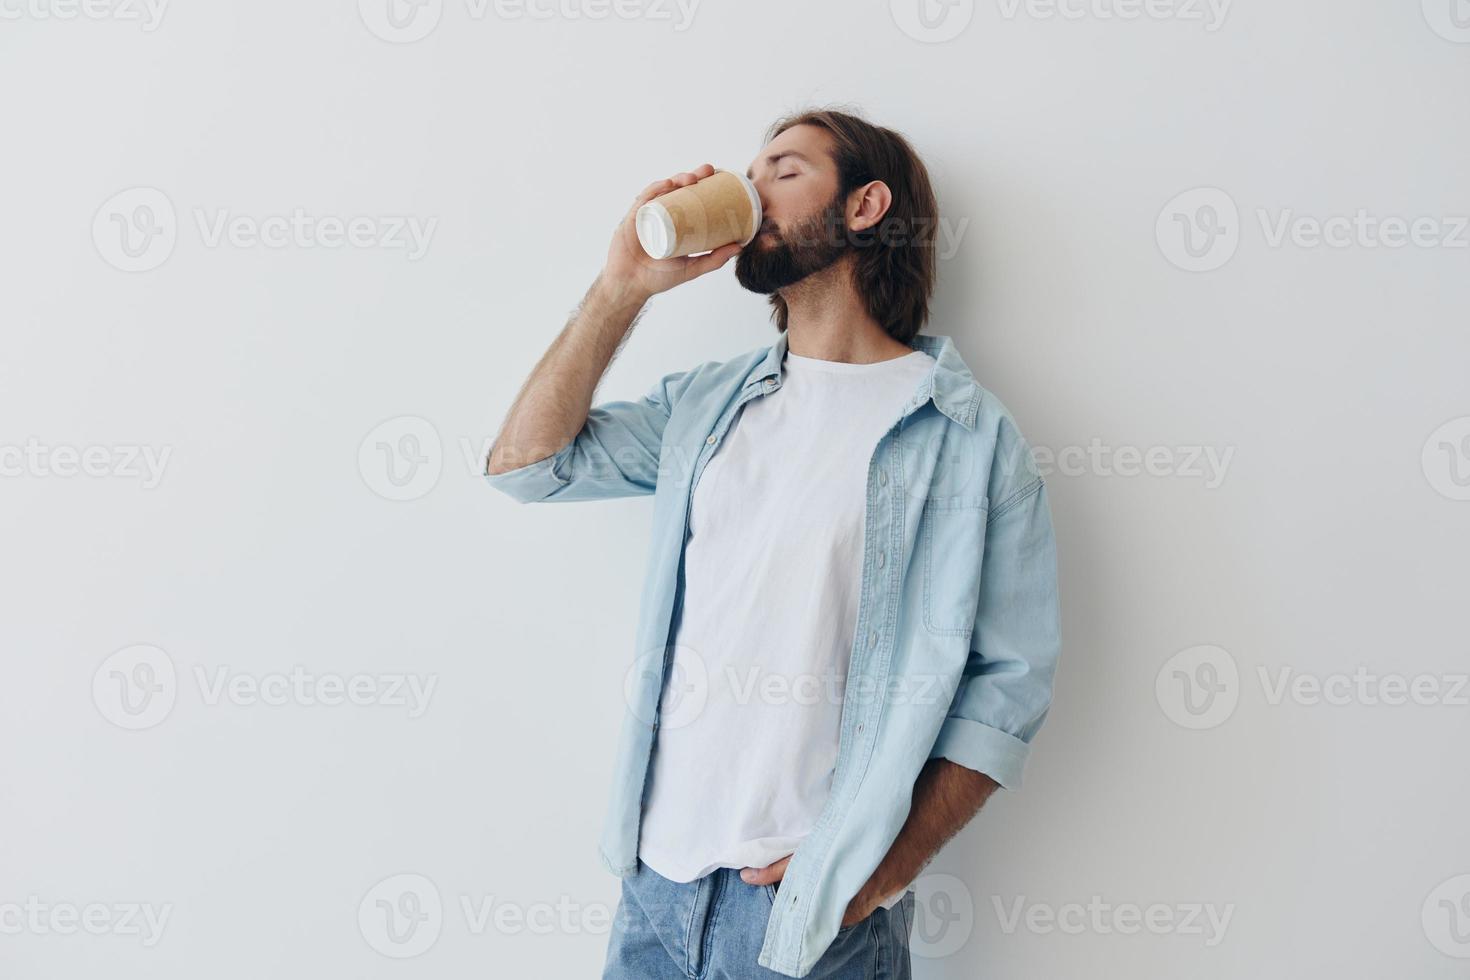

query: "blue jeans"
left=602, top=859, right=914, bottom=979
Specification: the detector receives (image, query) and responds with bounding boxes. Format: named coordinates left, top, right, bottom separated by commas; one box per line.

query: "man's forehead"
left=745, top=125, right=832, bottom=178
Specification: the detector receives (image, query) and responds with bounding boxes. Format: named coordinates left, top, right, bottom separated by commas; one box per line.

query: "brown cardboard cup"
left=635, top=170, right=762, bottom=260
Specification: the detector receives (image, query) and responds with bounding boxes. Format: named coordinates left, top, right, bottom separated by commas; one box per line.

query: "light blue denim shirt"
left=485, top=330, right=1061, bottom=978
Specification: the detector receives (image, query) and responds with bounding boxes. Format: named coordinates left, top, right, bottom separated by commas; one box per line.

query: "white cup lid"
left=636, top=202, right=675, bottom=259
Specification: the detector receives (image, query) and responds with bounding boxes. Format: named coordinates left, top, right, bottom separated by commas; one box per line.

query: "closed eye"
left=779, top=174, right=797, bottom=180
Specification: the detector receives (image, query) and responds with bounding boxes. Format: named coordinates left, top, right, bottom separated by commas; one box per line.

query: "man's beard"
left=734, top=191, right=851, bottom=295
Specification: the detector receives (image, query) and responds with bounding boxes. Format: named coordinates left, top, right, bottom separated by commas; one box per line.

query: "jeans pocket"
left=835, top=904, right=873, bottom=937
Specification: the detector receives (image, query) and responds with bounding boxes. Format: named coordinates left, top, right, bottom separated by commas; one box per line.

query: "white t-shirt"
left=638, top=344, right=936, bottom=909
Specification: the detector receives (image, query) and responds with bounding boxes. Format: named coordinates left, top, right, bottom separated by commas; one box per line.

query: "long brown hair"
left=761, top=107, right=939, bottom=344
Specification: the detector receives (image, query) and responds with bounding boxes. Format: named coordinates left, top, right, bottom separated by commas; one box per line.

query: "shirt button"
left=878, top=470, right=888, bottom=486
left=706, top=435, right=717, bottom=445
left=877, top=551, right=886, bottom=569
left=868, top=630, right=878, bottom=648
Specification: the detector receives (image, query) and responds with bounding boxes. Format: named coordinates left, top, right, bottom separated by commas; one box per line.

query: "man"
left=484, top=108, right=1061, bottom=979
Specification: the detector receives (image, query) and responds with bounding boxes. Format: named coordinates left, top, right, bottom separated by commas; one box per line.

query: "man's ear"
left=848, top=180, right=894, bottom=233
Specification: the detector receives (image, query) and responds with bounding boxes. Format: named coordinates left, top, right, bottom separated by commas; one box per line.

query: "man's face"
left=735, top=124, right=851, bottom=295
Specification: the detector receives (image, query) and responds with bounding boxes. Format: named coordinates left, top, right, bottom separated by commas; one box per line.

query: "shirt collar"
left=743, top=330, right=981, bottom=430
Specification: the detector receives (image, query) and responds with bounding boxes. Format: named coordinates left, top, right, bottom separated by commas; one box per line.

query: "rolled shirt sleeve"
left=484, top=367, right=689, bottom=504
left=928, top=440, right=1062, bottom=790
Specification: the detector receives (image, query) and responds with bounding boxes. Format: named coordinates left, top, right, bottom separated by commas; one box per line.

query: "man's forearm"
left=485, top=273, right=652, bottom=475
left=851, top=758, right=999, bottom=913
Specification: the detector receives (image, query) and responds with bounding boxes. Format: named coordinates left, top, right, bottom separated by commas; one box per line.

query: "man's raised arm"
left=484, top=163, right=742, bottom=501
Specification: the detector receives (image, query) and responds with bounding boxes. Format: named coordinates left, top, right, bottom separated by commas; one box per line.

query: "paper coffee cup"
left=635, top=169, right=762, bottom=260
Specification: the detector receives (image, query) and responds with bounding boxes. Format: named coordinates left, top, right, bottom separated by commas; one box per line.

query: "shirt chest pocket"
left=919, top=494, right=989, bottom=636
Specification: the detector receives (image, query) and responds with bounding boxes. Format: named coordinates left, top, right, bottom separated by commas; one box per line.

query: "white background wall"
left=2, top=0, right=1467, bottom=977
